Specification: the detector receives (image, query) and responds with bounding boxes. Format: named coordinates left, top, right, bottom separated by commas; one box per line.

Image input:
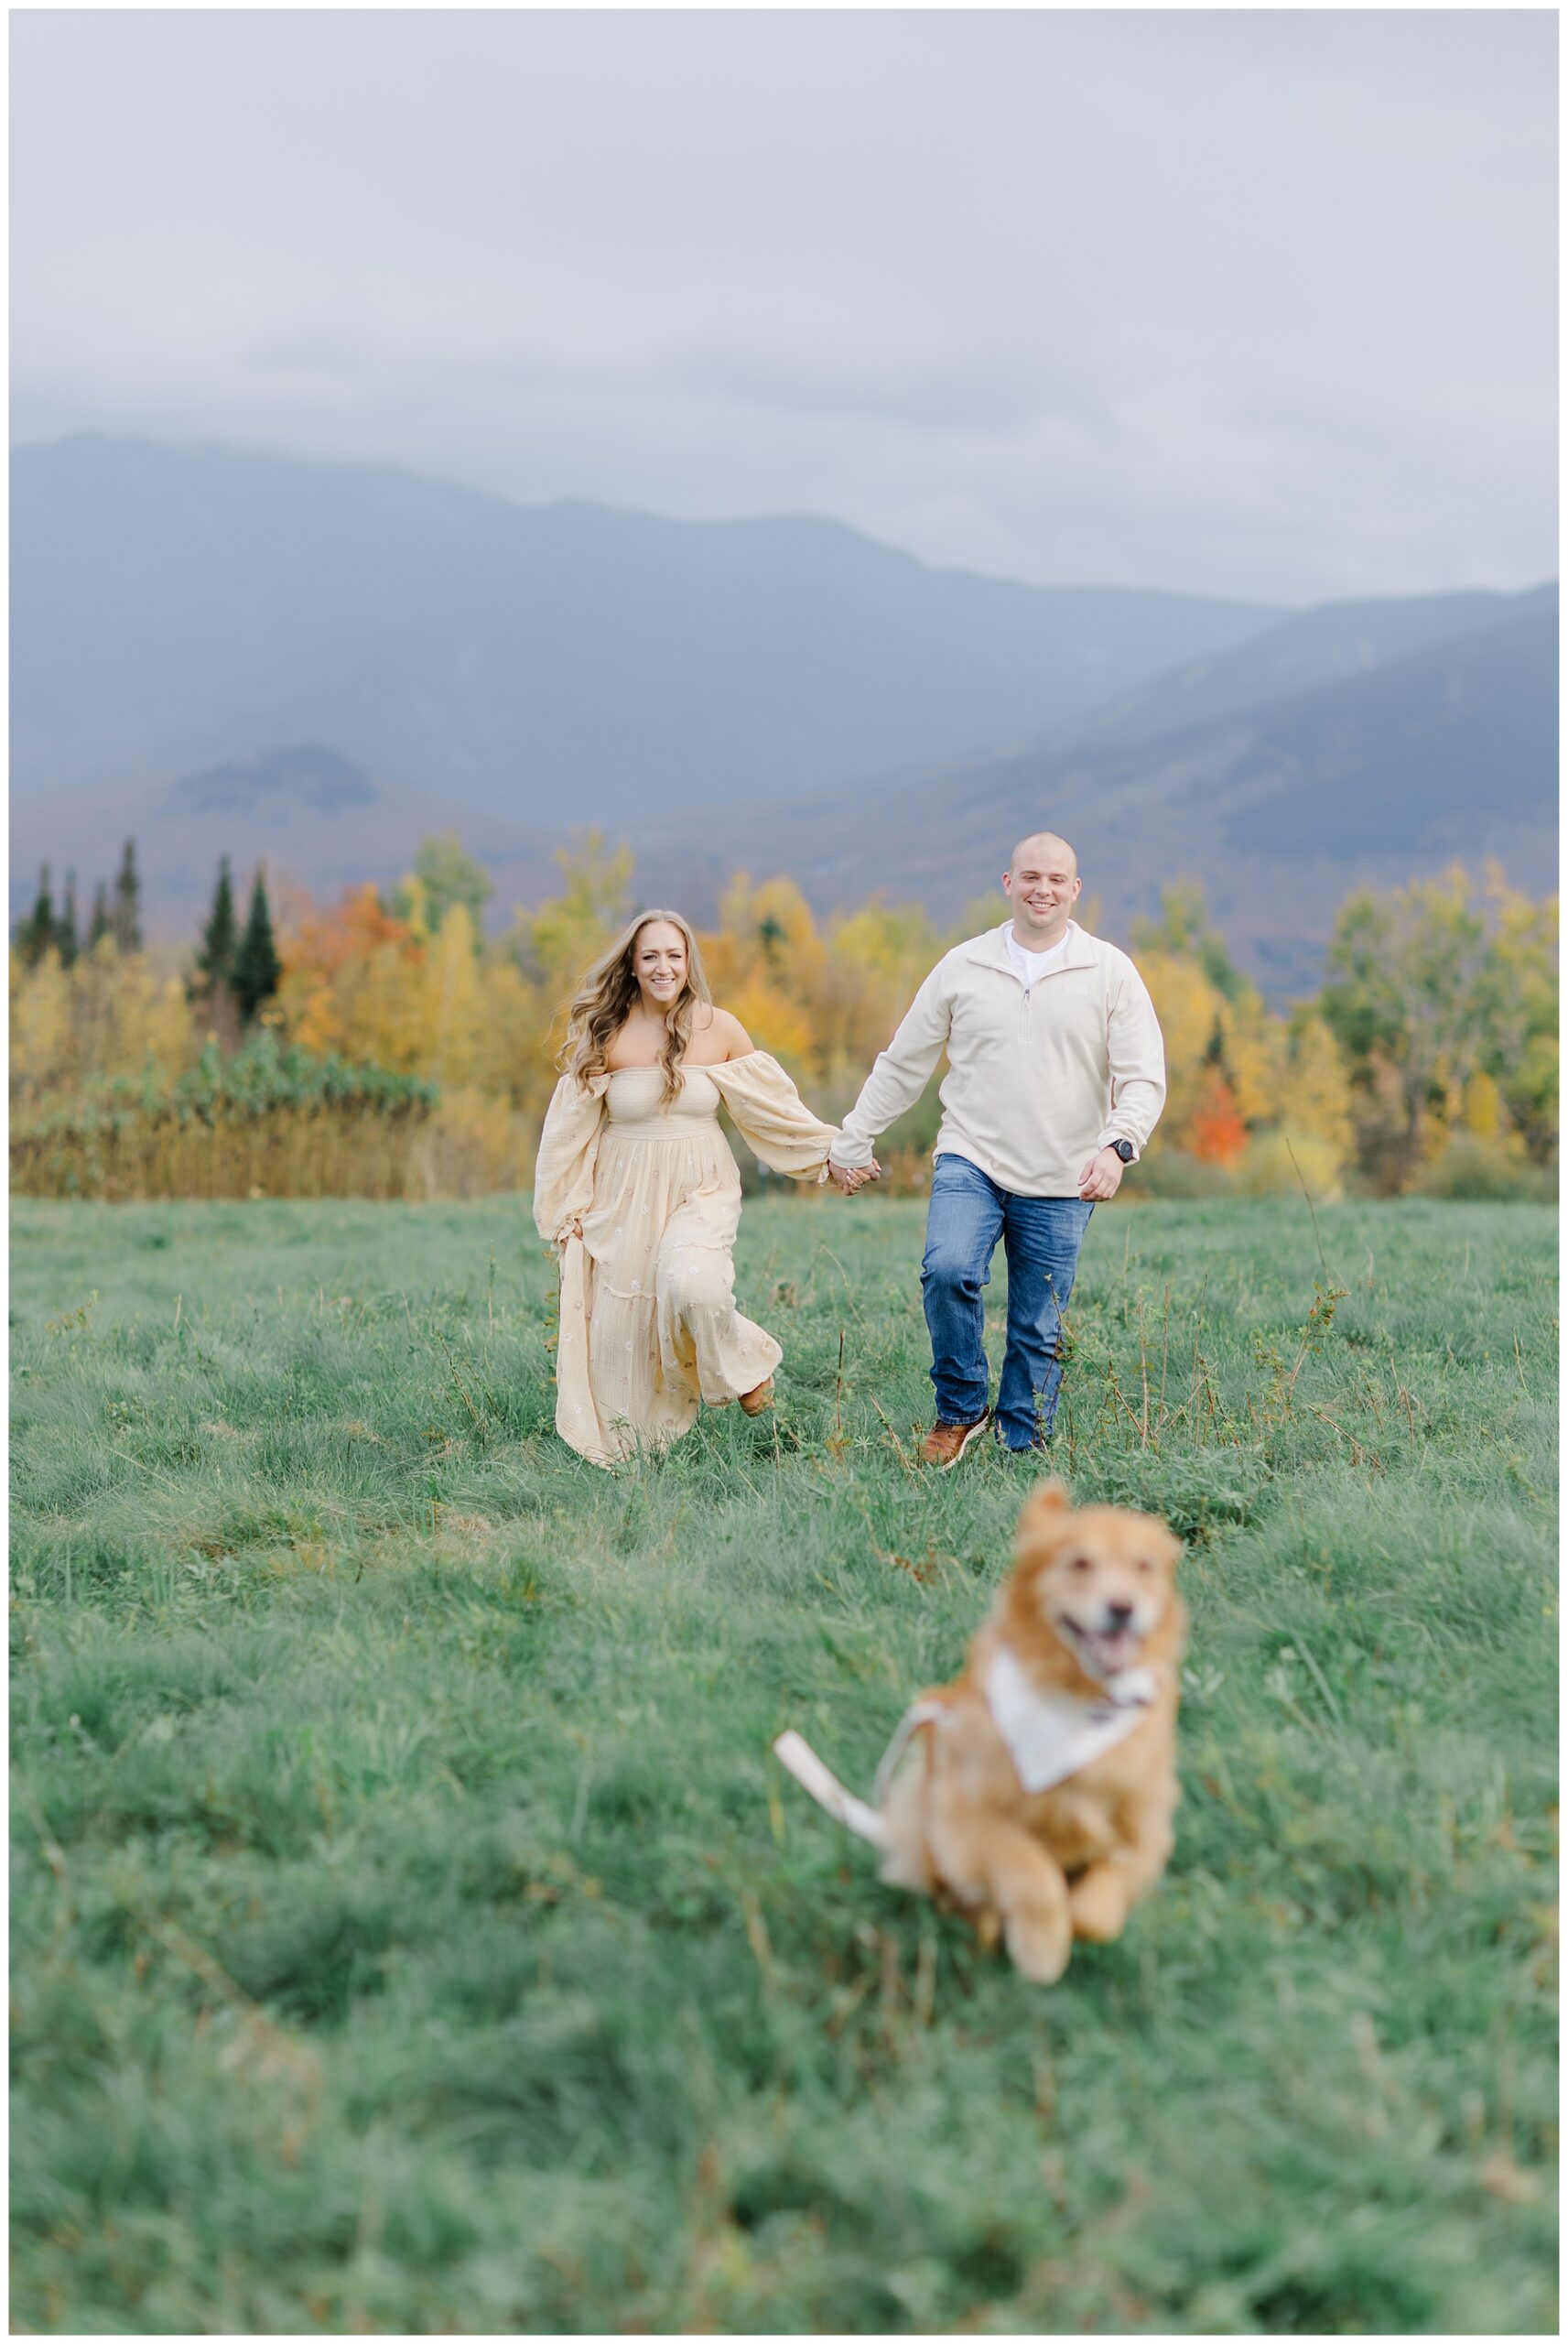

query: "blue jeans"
left=920, top=1155, right=1095, bottom=1449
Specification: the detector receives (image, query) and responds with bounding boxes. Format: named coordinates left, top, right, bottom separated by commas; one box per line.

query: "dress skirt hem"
left=533, top=1056, right=838, bottom=1470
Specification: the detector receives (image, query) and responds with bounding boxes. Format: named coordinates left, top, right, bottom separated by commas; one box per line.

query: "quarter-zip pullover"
left=828, top=920, right=1166, bottom=1198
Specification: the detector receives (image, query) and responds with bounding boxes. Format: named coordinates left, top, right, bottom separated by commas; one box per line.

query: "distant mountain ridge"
left=1046, top=581, right=1558, bottom=757
left=16, top=582, right=1551, bottom=1001
left=625, top=589, right=1558, bottom=994
left=10, top=435, right=1554, bottom=998
left=170, top=744, right=378, bottom=819
left=11, top=435, right=1277, bottom=817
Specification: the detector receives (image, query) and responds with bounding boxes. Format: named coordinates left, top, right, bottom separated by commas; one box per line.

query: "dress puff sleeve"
left=708, top=1052, right=840, bottom=1180
left=532, top=1072, right=609, bottom=1243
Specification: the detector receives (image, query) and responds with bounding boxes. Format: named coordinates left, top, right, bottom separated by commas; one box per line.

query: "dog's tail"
left=771, top=1730, right=888, bottom=1849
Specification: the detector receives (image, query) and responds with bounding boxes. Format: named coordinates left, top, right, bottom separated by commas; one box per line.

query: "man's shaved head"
left=1002, top=831, right=1082, bottom=947
left=1009, top=831, right=1078, bottom=879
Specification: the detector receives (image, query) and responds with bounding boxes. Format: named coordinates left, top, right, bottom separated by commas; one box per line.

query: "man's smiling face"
left=1002, top=833, right=1081, bottom=947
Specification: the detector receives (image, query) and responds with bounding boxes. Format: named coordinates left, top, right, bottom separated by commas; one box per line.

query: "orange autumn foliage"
left=1185, top=1067, right=1249, bottom=1166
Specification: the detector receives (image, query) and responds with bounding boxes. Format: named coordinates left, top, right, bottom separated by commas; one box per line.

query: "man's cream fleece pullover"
left=828, top=922, right=1166, bottom=1198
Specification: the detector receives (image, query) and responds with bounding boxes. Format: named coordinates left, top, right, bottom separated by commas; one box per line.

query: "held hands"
left=1077, top=1146, right=1125, bottom=1202
left=828, top=1159, right=881, bottom=1195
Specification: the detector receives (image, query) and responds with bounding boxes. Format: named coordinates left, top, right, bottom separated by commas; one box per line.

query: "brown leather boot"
left=919, top=1410, right=991, bottom=1468
left=739, top=1377, right=774, bottom=1417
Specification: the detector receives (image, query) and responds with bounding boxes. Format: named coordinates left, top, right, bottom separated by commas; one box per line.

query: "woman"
left=533, top=910, right=863, bottom=1467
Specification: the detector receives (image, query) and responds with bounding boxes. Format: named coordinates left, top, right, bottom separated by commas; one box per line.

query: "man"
left=827, top=833, right=1165, bottom=1462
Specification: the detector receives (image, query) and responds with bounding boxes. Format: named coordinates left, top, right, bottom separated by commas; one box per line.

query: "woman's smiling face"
left=633, top=920, right=688, bottom=1013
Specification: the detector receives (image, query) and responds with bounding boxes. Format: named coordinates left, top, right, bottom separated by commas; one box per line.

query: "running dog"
left=775, top=1481, right=1184, bottom=1981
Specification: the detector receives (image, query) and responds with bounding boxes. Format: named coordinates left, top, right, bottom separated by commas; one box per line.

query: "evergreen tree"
left=88, top=882, right=113, bottom=950
left=233, top=868, right=283, bottom=1023
left=55, top=871, right=80, bottom=969
left=112, top=839, right=143, bottom=953
left=16, top=864, right=54, bottom=970
left=195, top=856, right=239, bottom=1001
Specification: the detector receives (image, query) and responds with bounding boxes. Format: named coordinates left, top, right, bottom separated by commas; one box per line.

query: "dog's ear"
left=1015, top=1479, right=1072, bottom=1549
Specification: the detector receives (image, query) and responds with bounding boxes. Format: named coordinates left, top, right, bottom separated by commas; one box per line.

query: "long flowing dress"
left=532, top=1053, right=840, bottom=1466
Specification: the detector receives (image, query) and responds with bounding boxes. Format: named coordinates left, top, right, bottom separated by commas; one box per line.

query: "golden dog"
left=878, top=1481, right=1185, bottom=1982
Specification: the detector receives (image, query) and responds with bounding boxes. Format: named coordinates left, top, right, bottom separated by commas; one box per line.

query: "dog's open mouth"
left=1060, top=1617, right=1143, bottom=1681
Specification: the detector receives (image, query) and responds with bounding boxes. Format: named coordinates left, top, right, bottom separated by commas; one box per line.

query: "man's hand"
left=1077, top=1147, right=1125, bottom=1202
left=828, top=1159, right=880, bottom=1194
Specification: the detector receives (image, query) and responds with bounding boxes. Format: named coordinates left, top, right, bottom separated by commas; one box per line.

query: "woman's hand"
left=828, top=1160, right=880, bottom=1194
left=559, top=1215, right=584, bottom=1244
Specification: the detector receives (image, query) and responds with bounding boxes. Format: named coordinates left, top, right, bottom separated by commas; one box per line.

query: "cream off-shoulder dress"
left=532, top=1054, right=841, bottom=1466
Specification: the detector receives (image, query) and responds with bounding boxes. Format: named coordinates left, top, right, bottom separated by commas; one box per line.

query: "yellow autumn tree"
left=422, top=904, right=486, bottom=1087
left=1280, top=1013, right=1355, bottom=1167
left=1217, top=992, right=1286, bottom=1125
left=1457, top=1070, right=1526, bottom=1157
left=1234, top=1010, right=1355, bottom=1201
left=10, top=938, right=200, bottom=1103
left=10, top=948, right=73, bottom=1100
left=471, top=956, right=551, bottom=1112
left=818, top=903, right=947, bottom=1082
left=701, top=875, right=826, bottom=1073
left=511, top=835, right=633, bottom=1000
left=1134, top=951, right=1226, bottom=1153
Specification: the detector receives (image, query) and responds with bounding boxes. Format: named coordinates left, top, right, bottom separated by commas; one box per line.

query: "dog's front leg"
left=932, top=1813, right=1073, bottom=1983
left=1069, top=1799, right=1176, bottom=1943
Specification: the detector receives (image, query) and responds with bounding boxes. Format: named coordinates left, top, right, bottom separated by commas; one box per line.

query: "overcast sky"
left=10, top=9, right=1558, bottom=605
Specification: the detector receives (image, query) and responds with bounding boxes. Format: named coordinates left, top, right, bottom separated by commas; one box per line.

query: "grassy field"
left=10, top=1190, right=1558, bottom=2334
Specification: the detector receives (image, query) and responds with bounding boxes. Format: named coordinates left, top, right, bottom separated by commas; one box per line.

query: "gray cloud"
left=10, top=8, right=1557, bottom=602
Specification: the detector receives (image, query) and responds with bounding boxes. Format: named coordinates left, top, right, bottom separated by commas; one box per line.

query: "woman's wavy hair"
left=559, top=909, right=712, bottom=1101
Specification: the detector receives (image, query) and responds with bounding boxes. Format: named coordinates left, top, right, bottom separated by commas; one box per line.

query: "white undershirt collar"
left=1004, top=926, right=1072, bottom=986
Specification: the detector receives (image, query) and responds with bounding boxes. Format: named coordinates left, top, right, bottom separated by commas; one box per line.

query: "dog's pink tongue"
left=1096, top=1632, right=1139, bottom=1675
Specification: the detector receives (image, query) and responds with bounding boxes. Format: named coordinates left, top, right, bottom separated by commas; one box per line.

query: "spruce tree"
left=195, top=856, right=239, bottom=1002
left=88, top=882, right=113, bottom=950
left=56, top=871, right=80, bottom=969
left=16, top=864, right=54, bottom=970
left=112, top=839, right=142, bottom=953
left=233, top=868, right=283, bottom=1023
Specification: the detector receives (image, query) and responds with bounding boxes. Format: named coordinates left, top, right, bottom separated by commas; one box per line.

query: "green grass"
left=10, top=1191, right=1558, bottom=2334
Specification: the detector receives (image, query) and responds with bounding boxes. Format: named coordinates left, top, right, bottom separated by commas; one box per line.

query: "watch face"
left=1113, top=1140, right=1135, bottom=1163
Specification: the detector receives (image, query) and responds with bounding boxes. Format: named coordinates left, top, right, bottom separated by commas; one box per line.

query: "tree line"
left=13, top=841, right=143, bottom=967
left=9, top=830, right=1558, bottom=1202
left=16, top=846, right=282, bottom=1031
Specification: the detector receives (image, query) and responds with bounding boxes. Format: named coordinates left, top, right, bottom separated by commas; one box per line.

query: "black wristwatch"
left=1108, top=1139, right=1136, bottom=1165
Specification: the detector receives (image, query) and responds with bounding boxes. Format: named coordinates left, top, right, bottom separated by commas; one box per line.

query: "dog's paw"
left=1069, top=1866, right=1130, bottom=1942
left=1004, top=1904, right=1072, bottom=1983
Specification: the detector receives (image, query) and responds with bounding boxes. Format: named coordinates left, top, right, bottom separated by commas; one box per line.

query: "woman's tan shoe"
left=739, top=1377, right=775, bottom=1417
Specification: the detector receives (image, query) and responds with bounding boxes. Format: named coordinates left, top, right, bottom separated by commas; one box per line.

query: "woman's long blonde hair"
left=559, top=909, right=713, bottom=1100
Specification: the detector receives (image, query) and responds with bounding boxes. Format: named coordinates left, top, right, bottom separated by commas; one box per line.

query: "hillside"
left=627, top=598, right=1558, bottom=994
left=10, top=436, right=1275, bottom=819
left=8, top=744, right=553, bottom=939
left=1050, top=581, right=1556, bottom=756
left=11, top=440, right=1552, bottom=993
